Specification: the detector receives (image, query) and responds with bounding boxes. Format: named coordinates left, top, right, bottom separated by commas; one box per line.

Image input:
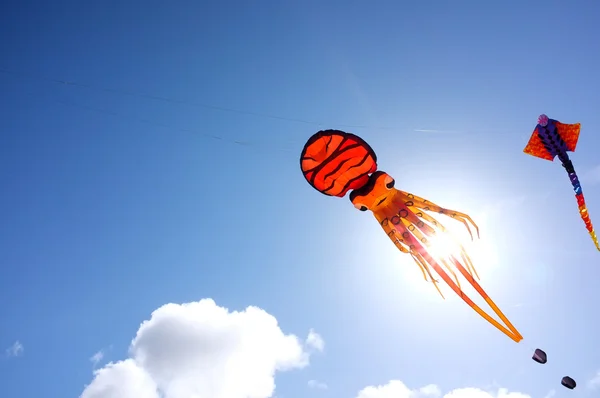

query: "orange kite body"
left=301, top=129, right=523, bottom=343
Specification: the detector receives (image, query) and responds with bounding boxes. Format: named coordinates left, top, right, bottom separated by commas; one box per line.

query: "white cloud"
left=542, top=389, right=555, bottom=398
left=355, top=380, right=531, bottom=398
left=90, top=350, right=104, bottom=367
left=308, top=379, right=328, bottom=390
left=588, top=370, right=600, bottom=389
left=80, top=298, right=322, bottom=398
left=80, top=360, right=159, bottom=398
left=5, top=341, right=23, bottom=358
left=305, top=329, right=324, bottom=352
left=356, top=380, right=441, bottom=398
left=444, top=388, right=530, bottom=398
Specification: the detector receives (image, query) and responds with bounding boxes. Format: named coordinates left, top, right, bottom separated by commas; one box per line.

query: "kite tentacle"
left=389, top=221, right=445, bottom=298
left=380, top=220, right=432, bottom=283
left=411, top=205, right=480, bottom=280
left=397, top=223, right=522, bottom=343
left=391, top=198, right=521, bottom=340
left=411, top=252, right=445, bottom=297
left=399, top=190, right=480, bottom=240
left=447, top=255, right=523, bottom=342
left=395, top=206, right=463, bottom=289
left=558, top=153, right=600, bottom=251
left=394, top=194, right=480, bottom=279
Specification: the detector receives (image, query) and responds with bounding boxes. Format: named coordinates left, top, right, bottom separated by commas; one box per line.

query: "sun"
left=423, top=211, right=499, bottom=288
left=426, top=232, right=462, bottom=261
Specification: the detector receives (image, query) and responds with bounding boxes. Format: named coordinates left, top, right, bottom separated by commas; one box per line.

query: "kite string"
left=0, top=68, right=373, bottom=130
left=0, top=67, right=515, bottom=137
left=5, top=85, right=293, bottom=153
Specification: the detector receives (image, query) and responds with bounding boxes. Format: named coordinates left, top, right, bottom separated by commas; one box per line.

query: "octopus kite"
left=523, top=114, right=599, bottom=251
left=300, top=130, right=523, bottom=343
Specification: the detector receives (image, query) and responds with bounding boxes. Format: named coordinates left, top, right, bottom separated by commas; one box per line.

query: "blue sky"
left=1, top=1, right=600, bottom=397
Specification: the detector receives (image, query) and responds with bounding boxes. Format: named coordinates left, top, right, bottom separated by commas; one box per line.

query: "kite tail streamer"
left=557, top=152, right=600, bottom=251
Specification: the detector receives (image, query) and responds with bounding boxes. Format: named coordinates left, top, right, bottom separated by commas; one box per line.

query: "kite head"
left=300, top=130, right=377, bottom=197
left=538, top=114, right=549, bottom=127
left=349, top=171, right=396, bottom=212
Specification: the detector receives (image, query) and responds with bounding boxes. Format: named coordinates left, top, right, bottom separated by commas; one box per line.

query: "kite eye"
left=354, top=203, right=369, bottom=211
left=384, top=175, right=395, bottom=189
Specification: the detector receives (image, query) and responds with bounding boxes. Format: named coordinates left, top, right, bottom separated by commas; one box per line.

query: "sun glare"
left=375, top=206, right=502, bottom=306
left=426, top=233, right=462, bottom=261
left=437, top=212, right=496, bottom=268
left=406, top=210, right=501, bottom=301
